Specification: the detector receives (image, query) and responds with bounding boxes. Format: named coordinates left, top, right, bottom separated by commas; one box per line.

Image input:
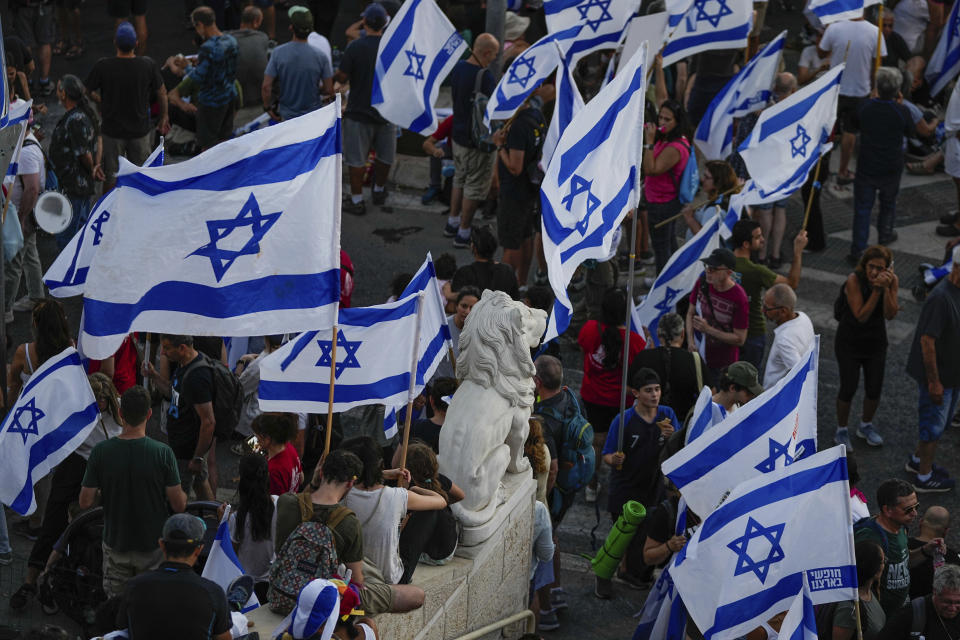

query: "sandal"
left=65, top=43, right=84, bottom=60
left=836, top=171, right=855, bottom=185
left=52, top=40, right=67, bottom=56
left=906, top=161, right=934, bottom=175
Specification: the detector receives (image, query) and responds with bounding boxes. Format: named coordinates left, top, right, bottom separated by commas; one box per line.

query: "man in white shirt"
left=761, top=283, right=815, bottom=388
left=818, top=17, right=887, bottom=184
left=4, top=128, right=47, bottom=322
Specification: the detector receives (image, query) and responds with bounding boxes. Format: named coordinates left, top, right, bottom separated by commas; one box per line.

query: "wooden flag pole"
left=802, top=155, right=824, bottom=231
left=874, top=4, right=885, bottom=81
left=652, top=185, right=741, bottom=229
left=144, top=333, right=152, bottom=393
left=616, top=203, right=640, bottom=465
left=322, top=325, right=339, bottom=459
left=398, top=293, right=426, bottom=480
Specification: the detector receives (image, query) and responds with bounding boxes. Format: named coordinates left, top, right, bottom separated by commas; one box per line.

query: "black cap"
left=701, top=248, right=736, bottom=270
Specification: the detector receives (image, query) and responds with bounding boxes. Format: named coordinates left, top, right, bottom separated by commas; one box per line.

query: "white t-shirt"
left=228, top=498, right=279, bottom=583
left=893, top=0, right=929, bottom=53
left=762, top=311, right=815, bottom=388
left=344, top=486, right=409, bottom=584
left=798, top=45, right=829, bottom=81
left=11, top=134, right=45, bottom=212
left=820, top=20, right=886, bottom=97
left=75, top=413, right=123, bottom=460
left=307, top=32, right=333, bottom=65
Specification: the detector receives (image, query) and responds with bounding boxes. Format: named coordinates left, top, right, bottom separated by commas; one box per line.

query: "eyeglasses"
left=901, top=502, right=920, bottom=514
left=762, top=304, right=784, bottom=313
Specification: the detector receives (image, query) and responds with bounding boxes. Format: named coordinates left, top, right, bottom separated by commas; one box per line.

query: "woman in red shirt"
left=577, top=288, right=645, bottom=503
left=252, top=413, right=303, bottom=495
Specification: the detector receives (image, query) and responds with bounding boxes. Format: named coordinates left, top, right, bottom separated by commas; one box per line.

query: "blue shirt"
left=183, top=34, right=238, bottom=107
left=602, top=405, right=679, bottom=515
left=449, top=60, right=494, bottom=147
left=266, top=41, right=333, bottom=120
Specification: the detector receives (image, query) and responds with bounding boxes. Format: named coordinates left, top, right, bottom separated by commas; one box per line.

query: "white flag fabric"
left=45, top=143, right=165, bottom=298
left=684, top=385, right=728, bottom=444
left=805, top=0, right=881, bottom=25
left=78, top=102, right=342, bottom=360
left=618, top=12, right=669, bottom=75
left=738, top=65, right=842, bottom=198
left=662, top=338, right=820, bottom=517
left=540, top=42, right=648, bottom=342
left=543, top=0, right=640, bottom=62
left=671, top=446, right=856, bottom=640
left=661, top=0, right=753, bottom=67
left=0, top=26, right=10, bottom=127
left=666, top=0, right=697, bottom=29
left=631, top=213, right=720, bottom=346
left=541, top=43, right=585, bottom=169
left=779, top=578, right=818, bottom=640
left=0, top=347, right=99, bottom=515
left=371, top=0, right=467, bottom=135
left=2, top=100, right=33, bottom=179
left=926, top=0, right=960, bottom=96
left=202, top=506, right=259, bottom=613
left=695, top=32, right=785, bottom=160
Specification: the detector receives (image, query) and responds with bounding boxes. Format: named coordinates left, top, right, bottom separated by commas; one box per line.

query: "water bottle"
left=934, top=546, right=946, bottom=569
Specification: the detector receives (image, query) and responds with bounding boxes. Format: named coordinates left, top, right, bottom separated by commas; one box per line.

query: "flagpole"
left=874, top=4, right=885, bottom=82
left=802, top=155, right=823, bottom=231
left=322, top=324, right=339, bottom=459
left=399, top=293, right=426, bottom=478
left=839, top=443, right=864, bottom=640
left=652, top=185, right=740, bottom=229
left=143, top=333, right=152, bottom=393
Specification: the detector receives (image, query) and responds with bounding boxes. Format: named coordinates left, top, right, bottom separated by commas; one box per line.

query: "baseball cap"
left=700, top=247, right=736, bottom=270
left=115, top=21, right=137, bottom=51
left=161, top=513, right=207, bottom=545
left=725, top=361, right=763, bottom=397
left=288, top=5, right=314, bottom=33
left=362, top=2, right=388, bottom=31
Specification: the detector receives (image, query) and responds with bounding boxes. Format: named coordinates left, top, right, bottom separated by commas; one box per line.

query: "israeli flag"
left=924, top=260, right=953, bottom=285
left=631, top=214, right=720, bottom=346
left=45, top=142, right=165, bottom=298
left=695, top=32, right=785, bottom=160
left=667, top=0, right=697, bottom=28
left=779, top=577, right=818, bottom=640
left=670, top=446, right=856, bottom=640
left=927, top=0, right=960, bottom=96
left=77, top=102, right=343, bottom=360
left=684, top=386, right=728, bottom=444
left=202, top=506, right=259, bottom=613
left=662, top=338, right=820, bottom=518
left=738, top=65, right=842, bottom=199
left=3, top=100, right=34, bottom=178
left=544, top=0, right=640, bottom=62
left=661, top=0, right=753, bottom=67
left=0, top=347, right=99, bottom=516
left=541, top=41, right=585, bottom=169
left=233, top=112, right=278, bottom=138
left=633, top=501, right=691, bottom=640
left=540, top=42, right=648, bottom=342
left=485, top=28, right=579, bottom=126
left=371, top=0, right=467, bottom=135
left=805, top=0, right=881, bottom=25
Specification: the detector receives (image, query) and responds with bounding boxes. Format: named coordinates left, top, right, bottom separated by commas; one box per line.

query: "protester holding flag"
left=6, top=299, right=73, bottom=409
left=681, top=160, right=738, bottom=241
left=685, top=248, right=749, bottom=376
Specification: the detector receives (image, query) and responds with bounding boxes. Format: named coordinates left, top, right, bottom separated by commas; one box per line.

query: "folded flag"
left=543, top=0, right=640, bottom=63
left=924, top=260, right=953, bottom=285
left=684, top=385, right=728, bottom=444
left=926, top=0, right=960, bottom=96
left=3, top=100, right=33, bottom=178
left=662, top=0, right=753, bottom=67
left=372, top=0, right=467, bottom=135
left=202, top=505, right=259, bottom=613
left=0, top=347, right=99, bottom=515
left=778, top=577, right=818, bottom=640
left=805, top=0, right=881, bottom=25
left=78, top=102, right=343, bottom=360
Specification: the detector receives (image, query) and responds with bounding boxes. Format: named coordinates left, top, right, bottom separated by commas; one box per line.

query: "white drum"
left=34, top=191, right=73, bottom=234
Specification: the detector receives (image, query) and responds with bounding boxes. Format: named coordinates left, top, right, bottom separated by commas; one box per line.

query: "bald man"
left=760, top=283, right=814, bottom=388
left=443, top=33, right=501, bottom=249
left=909, top=506, right=960, bottom=598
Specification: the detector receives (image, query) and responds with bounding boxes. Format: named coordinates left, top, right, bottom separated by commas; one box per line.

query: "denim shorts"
left=918, top=382, right=960, bottom=442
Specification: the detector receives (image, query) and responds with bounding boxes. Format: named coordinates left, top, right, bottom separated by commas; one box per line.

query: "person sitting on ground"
left=251, top=412, right=303, bottom=495
left=228, top=453, right=277, bottom=603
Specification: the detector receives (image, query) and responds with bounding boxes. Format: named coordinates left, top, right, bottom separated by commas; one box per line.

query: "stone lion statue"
left=438, top=289, right=547, bottom=528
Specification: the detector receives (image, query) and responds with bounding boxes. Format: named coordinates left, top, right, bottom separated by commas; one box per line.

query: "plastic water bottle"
left=934, top=546, right=946, bottom=569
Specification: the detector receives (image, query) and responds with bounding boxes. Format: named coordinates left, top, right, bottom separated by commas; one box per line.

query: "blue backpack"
left=536, top=388, right=595, bottom=517
left=671, top=139, right=699, bottom=204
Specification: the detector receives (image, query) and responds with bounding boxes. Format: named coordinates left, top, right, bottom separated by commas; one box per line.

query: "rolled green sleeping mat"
left=590, top=500, right=647, bottom=579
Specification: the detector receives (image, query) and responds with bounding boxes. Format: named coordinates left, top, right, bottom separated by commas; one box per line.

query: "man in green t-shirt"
left=80, top=385, right=186, bottom=598
left=730, top=220, right=807, bottom=370
left=854, top=478, right=945, bottom=615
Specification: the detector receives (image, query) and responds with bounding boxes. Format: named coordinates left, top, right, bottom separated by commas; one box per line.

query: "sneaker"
left=421, top=185, right=441, bottom=205
left=640, top=251, right=656, bottom=265
left=833, top=427, right=853, bottom=451
left=904, top=458, right=950, bottom=477
left=12, top=296, right=40, bottom=312
left=594, top=576, right=613, bottom=600
left=878, top=231, right=899, bottom=245
left=442, top=222, right=459, bottom=238
left=550, top=587, right=568, bottom=611
left=538, top=609, right=560, bottom=631
left=855, top=423, right=884, bottom=447
left=12, top=520, right=41, bottom=540
left=914, top=474, right=956, bottom=493
left=0, top=551, right=11, bottom=566
left=585, top=484, right=598, bottom=503
left=452, top=234, right=471, bottom=249
left=9, top=583, right=36, bottom=610
left=372, top=189, right=387, bottom=206
left=614, top=571, right=652, bottom=590
left=38, top=80, right=54, bottom=97
left=940, top=211, right=959, bottom=225
left=226, top=574, right=255, bottom=611
left=342, top=199, right=366, bottom=216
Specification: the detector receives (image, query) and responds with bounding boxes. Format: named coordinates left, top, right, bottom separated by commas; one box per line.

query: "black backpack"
left=469, top=68, right=497, bottom=152
left=179, top=352, right=243, bottom=440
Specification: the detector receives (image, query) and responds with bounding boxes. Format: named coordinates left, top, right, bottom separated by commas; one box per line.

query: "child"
left=228, top=454, right=277, bottom=602
left=252, top=413, right=303, bottom=495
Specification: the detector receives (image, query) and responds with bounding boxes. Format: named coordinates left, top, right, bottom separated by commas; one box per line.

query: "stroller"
left=40, top=501, right=222, bottom=635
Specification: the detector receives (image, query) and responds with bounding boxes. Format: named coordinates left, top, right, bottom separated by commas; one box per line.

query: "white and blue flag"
left=670, top=446, right=856, bottom=640
left=0, top=347, right=99, bottom=516
left=662, top=338, right=820, bottom=518
left=3, top=100, right=34, bottom=179
left=485, top=28, right=580, bottom=125
left=233, top=112, right=278, bottom=138
left=544, top=0, right=640, bottom=62
left=540, top=42, right=648, bottom=342
left=45, top=142, right=165, bottom=298
left=779, top=577, right=818, bottom=640
left=805, top=0, right=880, bottom=25
left=661, top=0, right=753, bottom=67
left=927, top=0, right=960, bottom=96
left=541, top=41, right=585, bottom=169
left=667, top=0, right=697, bottom=29
left=202, top=506, right=259, bottom=613
left=684, top=386, right=728, bottom=444
left=0, top=25, right=9, bottom=127
left=631, top=213, right=720, bottom=345
left=372, top=0, right=467, bottom=135
left=738, top=65, right=841, bottom=200
left=695, top=32, right=785, bottom=160
left=924, top=260, right=953, bottom=285
left=78, top=102, right=343, bottom=360
left=633, top=500, right=691, bottom=640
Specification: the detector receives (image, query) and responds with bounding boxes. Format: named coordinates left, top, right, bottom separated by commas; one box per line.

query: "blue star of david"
left=654, top=286, right=684, bottom=314
left=315, top=330, right=362, bottom=378
left=790, top=124, right=811, bottom=159
left=507, top=55, right=538, bottom=89
left=727, top=517, right=786, bottom=583
left=7, top=397, right=45, bottom=444
left=561, top=175, right=602, bottom=234
left=693, top=0, right=733, bottom=28
left=188, top=192, right=282, bottom=282
left=90, top=209, right=110, bottom=246
left=403, top=45, right=426, bottom=81
left=577, top=0, right=613, bottom=32
left=755, top=437, right=794, bottom=473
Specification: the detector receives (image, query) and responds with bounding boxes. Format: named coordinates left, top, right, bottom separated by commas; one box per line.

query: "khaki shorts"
left=176, top=455, right=209, bottom=499
left=102, top=542, right=163, bottom=598
left=452, top=141, right=495, bottom=202
left=102, top=132, right=154, bottom=182
left=359, top=560, right=394, bottom=615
